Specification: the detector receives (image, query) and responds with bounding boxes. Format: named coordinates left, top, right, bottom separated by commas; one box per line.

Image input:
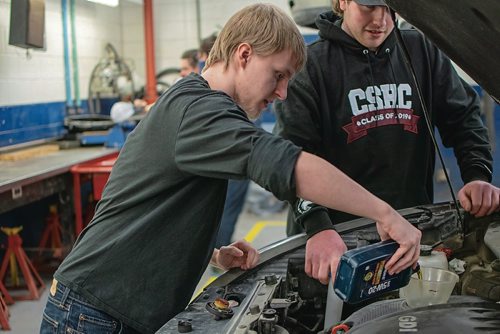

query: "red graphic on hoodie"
left=342, top=108, right=419, bottom=143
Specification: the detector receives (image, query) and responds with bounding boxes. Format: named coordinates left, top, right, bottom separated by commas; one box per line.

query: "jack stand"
left=0, top=282, right=13, bottom=305
left=0, top=227, right=46, bottom=300
left=0, top=293, right=10, bottom=330
left=38, top=205, right=63, bottom=258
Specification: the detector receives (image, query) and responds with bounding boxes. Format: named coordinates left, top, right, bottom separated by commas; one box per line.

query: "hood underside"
left=384, top=0, right=500, bottom=103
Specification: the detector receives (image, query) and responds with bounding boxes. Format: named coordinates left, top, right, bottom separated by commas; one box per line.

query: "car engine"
left=160, top=203, right=500, bottom=333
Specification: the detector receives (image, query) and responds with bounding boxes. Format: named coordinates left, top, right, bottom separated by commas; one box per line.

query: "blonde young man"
left=197, top=33, right=217, bottom=71
left=40, top=4, right=420, bottom=334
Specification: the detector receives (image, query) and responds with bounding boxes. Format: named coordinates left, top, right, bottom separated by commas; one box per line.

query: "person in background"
left=179, top=48, right=199, bottom=78
left=198, top=33, right=217, bottom=72
left=135, top=48, right=200, bottom=112
left=274, top=0, right=500, bottom=243
left=40, top=4, right=420, bottom=333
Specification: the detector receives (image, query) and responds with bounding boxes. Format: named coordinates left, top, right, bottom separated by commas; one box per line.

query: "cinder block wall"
left=0, top=0, right=123, bottom=106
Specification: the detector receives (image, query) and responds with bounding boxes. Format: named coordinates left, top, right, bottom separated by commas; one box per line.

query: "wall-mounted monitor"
left=9, top=0, right=45, bottom=49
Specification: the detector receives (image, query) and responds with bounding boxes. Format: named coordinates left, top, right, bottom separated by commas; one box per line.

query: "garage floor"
left=4, top=202, right=288, bottom=333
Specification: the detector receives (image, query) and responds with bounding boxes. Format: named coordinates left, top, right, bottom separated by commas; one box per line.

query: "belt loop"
left=59, top=284, right=71, bottom=307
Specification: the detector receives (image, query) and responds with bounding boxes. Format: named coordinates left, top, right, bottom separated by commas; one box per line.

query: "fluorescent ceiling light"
left=87, top=0, right=119, bottom=7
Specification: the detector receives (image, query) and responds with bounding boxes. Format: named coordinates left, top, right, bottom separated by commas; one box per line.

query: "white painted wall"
left=0, top=0, right=312, bottom=107
left=0, top=0, right=125, bottom=106
left=124, top=0, right=314, bottom=93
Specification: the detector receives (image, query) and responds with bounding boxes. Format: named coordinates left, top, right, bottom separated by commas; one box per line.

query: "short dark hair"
left=181, top=49, right=199, bottom=69
left=199, top=34, right=217, bottom=56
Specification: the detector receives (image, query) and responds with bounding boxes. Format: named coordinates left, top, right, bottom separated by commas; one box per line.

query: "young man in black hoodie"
left=275, top=1, right=499, bottom=241
left=40, top=4, right=421, bottom=334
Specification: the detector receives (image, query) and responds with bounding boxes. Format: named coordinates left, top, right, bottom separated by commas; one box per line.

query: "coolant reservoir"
left=419, top=245, right=448, bottom=270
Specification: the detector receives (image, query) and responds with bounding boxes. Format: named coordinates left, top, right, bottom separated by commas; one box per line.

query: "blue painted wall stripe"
left=0, top=102, right=67, bottom=147
left=0, top=98, right=119, bottom=148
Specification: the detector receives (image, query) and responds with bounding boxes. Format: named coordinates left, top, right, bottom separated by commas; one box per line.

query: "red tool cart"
left=70, top=152, right=119, bottom=236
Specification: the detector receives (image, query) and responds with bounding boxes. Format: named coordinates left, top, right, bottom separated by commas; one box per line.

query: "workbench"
left=0, top=147, right=119, bottom=236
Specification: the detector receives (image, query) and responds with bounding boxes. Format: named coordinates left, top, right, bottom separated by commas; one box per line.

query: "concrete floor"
left=4, top=195, right=288, bottom=333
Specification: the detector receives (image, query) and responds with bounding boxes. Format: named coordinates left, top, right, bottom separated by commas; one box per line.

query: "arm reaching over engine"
left=294, top=151, right=421, bottom=284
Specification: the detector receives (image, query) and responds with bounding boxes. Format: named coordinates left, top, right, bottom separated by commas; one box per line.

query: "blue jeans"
left=40, top=279, right=140, bottom=334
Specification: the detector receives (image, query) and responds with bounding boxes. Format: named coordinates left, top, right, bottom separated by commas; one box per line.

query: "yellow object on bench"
left=0, top=144, right=60, bottom=161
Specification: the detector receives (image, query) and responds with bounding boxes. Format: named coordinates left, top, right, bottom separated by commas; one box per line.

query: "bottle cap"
left=420, top=244, right=433, bottom=256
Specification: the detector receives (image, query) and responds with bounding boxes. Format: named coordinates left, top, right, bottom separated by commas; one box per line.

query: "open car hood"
left=384, top=0, right=500, bottom=103
left=160, top=203, right=500, bottom=333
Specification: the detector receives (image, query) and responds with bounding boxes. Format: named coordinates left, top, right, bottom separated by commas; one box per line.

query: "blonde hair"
left=204, top=3, right=306, bottom=73
left=332, top=0, right=343, bottom=17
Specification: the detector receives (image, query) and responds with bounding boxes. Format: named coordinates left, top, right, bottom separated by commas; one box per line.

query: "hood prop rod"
left=389, top=9, right=464, bottom=231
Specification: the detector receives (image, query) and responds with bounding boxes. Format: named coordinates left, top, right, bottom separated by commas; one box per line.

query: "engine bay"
left=160, top=203, right=500, bottom=333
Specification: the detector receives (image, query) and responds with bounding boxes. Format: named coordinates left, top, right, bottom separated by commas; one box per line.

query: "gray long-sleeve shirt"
left=55, top=74, right=301, bottom=333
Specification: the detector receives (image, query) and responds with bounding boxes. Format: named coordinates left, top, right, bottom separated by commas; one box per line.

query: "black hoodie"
left=274, top=12, right=492, bottom=237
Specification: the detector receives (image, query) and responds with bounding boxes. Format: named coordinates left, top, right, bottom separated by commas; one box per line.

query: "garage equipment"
left=0, top=227, right=46, bottom=300
left=79, top=122, right=132, bottom=148
left=38, top=205, right=63, bottom=255
left=87, top=43, right=135, bottom=115
left=0, top=293, right=10, bottom=330
left=70, top=152, right=118, bottom=235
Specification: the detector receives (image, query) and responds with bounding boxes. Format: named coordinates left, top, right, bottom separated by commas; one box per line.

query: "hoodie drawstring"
left=363, top=49, right=377, bottom=89
left=386, top=47, right=402, bottom=124
left=363, top=47, right=402, bottom=126
left=363, top=49, right=381, bottom=127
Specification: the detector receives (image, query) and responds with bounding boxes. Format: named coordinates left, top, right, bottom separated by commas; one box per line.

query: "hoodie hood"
left=315, top=11, right=400, bottom=90
left=316, top=11, right=397, bottom=55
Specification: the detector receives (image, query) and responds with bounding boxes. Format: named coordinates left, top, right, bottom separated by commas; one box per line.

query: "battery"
left=333, top=239, right=416, bottom=304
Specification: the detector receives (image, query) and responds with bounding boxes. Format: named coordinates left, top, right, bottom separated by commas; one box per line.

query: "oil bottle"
left=333, top=240, right=418, bottom=304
